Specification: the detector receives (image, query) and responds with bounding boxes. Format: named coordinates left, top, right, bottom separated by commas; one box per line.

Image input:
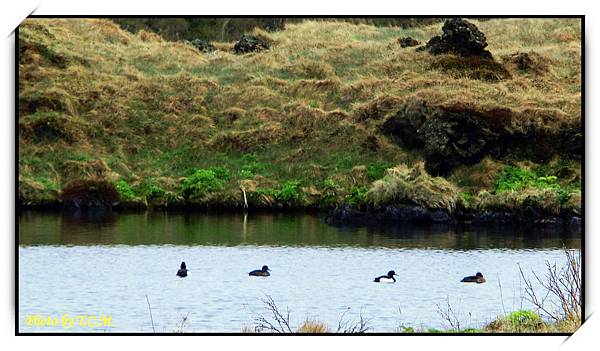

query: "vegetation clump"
left=367, top=162, right=458, bottom=211
left=181, top=167, right=230, bottom=200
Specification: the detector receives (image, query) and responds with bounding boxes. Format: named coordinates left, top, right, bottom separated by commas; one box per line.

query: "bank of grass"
left=18, top=18, right=581, bottom=210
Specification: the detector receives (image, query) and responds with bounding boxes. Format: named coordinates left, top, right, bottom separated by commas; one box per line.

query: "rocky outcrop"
left=423, top=18, right=492, bottom=59
left=234, top=34, right=269, bottom=54
left=381, top=99, right=581, bottom=175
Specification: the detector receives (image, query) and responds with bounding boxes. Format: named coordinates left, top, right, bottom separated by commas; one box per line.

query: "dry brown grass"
left=297, top=320, right=330, bottom=333
left=18, top=18, right=581, bottom=206
left=367, top=162, right=458, bottom=211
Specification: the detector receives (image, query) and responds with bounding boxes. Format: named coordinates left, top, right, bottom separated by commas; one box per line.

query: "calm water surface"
left=18, top=211, right=580, bottom=333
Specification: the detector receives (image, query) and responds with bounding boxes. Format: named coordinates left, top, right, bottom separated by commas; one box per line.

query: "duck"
left=461, top=272, right=486, bottom=283
left=249, top=265, right=270, bottom=277
left=176, top=262, right=188, bottom=278
left=374, top=270, right=397, bottom=283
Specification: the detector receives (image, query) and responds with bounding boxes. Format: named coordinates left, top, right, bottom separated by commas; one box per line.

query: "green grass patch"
left=496, top=166, right=559, bottom=192
left=115, top=179, right=135, bottom=200
left=366, top=161, right=393, bottom=181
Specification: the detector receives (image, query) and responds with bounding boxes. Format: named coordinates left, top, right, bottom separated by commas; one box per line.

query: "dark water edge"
left=18, top=200, right=582, bottom=233
left=18, top=209, right=580, bottom=249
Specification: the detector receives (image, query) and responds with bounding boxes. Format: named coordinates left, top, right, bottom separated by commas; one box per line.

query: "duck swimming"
left=461, top=272, right=486, bottom=283
left=249, top=265, right=270, bottom=277
left=176, top=262, right=188, bottom=278
left=374, top=270, right=397, bottom=283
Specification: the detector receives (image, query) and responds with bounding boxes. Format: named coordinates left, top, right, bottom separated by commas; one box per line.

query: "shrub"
left=254, top=180, right=305, bottom=206
left=181, top=167, right=230, bottom=200
left=278, top=180, right=304, bottom=204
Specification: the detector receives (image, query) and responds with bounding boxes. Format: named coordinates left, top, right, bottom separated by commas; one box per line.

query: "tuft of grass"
left=367, top=162, right=458, bottom=211
left=297, top=320, right=330, bottom=333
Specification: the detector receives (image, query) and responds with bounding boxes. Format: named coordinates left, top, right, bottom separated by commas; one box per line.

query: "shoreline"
left=18, top=201, right=582, bottom=233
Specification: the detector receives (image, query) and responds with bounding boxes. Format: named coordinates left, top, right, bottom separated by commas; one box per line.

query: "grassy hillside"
left=18, top=18, right=581, bottom=215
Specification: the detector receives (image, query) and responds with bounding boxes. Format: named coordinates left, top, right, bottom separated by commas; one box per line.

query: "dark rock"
left=380, top=205, right=431, bottom=223
left=430, top=210, right=452, bottom=223
left=568, top=216, right=582, bottom=230
left=325, top=204, right=370, bottom=226
left=424, top=18, right=492, bottom=59
left=472, top=211, right=516, bottom=224
left=533, top=217, right=564, bottom=226
left=61, top=179, right=119, bottom=210
left=398, top=37, right=420, bottom=48
left=187, top=38, right=215, bottom=53
left=419, top=109, right=497, bottom=175
left=234, top=34, right=269, bottom=54
left=380, top=98, right=436, bottom=149
left=327, top=204, right=454, bottom=225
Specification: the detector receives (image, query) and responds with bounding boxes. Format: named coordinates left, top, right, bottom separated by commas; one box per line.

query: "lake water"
left=18, top=210, right=581, bottom=333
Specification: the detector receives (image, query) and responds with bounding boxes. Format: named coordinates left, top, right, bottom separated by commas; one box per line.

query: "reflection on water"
left=19, top=210, right=580, bottom=249
left=18, top=210, right=581, bottom=333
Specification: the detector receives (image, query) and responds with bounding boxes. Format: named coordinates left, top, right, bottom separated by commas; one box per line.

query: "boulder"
left=398, top=37, right=420, bottom=48
left=423, top=18, right=492, bottom=59
left=234, top=34, right=269, bottom=54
